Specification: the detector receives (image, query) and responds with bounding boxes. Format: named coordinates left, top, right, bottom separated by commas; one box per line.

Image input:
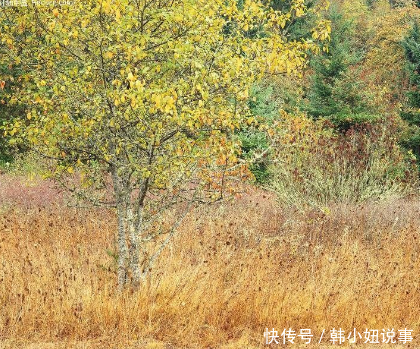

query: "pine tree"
left=239, top=84, right=281, bottom=183
left=305, top=6, right=375, bottom=130
left=401, top=21, right=420, bottom=162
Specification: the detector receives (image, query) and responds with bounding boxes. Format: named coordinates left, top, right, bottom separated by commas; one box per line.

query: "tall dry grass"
left=0, top=178, right=420, bottom=348
left=269, top=114, right=418, bottom=209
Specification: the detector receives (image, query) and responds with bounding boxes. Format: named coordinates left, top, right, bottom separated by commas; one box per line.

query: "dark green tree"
left=238, top=84, right=282, bottom=184
left=401, top=21, right=420, bottom=162
left=304, top=6, right=376, bottom=130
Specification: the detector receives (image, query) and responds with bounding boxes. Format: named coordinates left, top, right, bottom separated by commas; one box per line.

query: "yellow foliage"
left=0, top=0, right=328, bottom=226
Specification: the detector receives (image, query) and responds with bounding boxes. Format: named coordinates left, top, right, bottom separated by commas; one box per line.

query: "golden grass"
left=1, top=185, right=420, bottom=348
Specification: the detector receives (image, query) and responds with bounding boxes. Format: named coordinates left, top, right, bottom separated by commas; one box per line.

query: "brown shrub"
left=269, top=114, right=418, bottom=208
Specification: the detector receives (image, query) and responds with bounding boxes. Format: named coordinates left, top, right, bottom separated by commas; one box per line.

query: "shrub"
left=329, top=112, right=382, bottom=132
left=268, top=113, right=417, bottom=209
left=2, top=150, right=49, bottom=178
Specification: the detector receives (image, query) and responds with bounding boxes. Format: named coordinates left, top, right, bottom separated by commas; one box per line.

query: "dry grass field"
left=0, top=175, right=420, bottom=348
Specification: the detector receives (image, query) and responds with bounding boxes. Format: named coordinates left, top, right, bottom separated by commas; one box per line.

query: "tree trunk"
left=127, top=206, right=142, bottom=287
left=111, top=170, right=130, bottom=290
left=116, top=203, right=129, bottom=290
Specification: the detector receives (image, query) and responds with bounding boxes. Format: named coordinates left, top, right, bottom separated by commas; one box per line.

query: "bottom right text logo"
left=264, top=328, right=414, bottom=345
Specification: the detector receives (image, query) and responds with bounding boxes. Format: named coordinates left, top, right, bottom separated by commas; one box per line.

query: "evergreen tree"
left=401, top=21, right=420, bottom=162
left=305, top=6, right=375, bottom=130
left=239, top=84, right=282, bottom=184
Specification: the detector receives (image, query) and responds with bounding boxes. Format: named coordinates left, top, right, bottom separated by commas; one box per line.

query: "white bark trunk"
left=127, top=206, right=141, bottom=287
left=116, top=203, right=129, bottom=290
left=112, top=170, right=130, bottom=290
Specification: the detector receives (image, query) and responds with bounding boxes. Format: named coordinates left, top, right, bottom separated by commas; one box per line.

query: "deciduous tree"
left=1, top=0, right=328, bottom=288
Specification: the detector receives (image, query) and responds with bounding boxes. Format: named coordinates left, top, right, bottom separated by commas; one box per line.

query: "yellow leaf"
left=135, top=80, right=143, bottom=90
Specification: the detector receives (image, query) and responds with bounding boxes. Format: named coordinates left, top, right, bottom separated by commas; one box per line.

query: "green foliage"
left=329, top=112, right=382, bottom=131
left=402, top=22, right=420, bottom=101
left=305, top=5, right=378, bottom=128
left=1, top=151, right=48, bottom=177
left=239, top=84, right=280, bottom=183
left=401, top=21, right=420, bottom=163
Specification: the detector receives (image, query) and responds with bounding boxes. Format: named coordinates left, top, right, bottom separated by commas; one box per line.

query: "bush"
left=329, top=112, right=382, bottom=132
left=2, top=150, right=48, bottom=178
left=269, top=113, right=418, bottom=209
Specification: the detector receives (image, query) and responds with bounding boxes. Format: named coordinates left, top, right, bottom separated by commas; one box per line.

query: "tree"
left=238, top=0, right=329, bottom=184
left=1, top=0, right=328, bottom=289
left=401, top=20, right=420, bottom=163
left=268, top=0, right=323, bottom=41
left=305, top=5, right=375, bottom=129
left=239, top=83, right=281, bottom=183
left=362, top=1, right=420, bottom=113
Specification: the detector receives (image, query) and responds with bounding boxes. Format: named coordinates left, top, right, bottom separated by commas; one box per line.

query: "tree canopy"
left=1, top=0, right=329, bottom=287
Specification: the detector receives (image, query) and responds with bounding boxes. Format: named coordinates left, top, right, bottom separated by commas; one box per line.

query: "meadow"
left=2, top=0, right=420, bottom=348
left=1, top=174, right=419, bottom=348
